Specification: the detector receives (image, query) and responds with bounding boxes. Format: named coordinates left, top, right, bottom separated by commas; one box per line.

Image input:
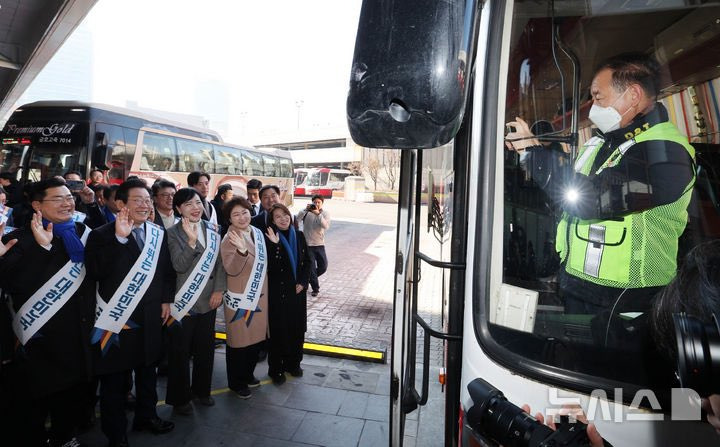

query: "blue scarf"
left=277, top=226, right=298, bottom=280
left=43, top=218, right=84, bottom=262
left=102, top=206, right=116, bottom=223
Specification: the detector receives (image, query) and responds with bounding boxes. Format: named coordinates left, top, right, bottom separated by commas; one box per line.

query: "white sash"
left=223, top=226, right=267, bottom=313
left=12, top=225, right=91, bottom=345
left=93, top=221, right=164, bottom=335
left=170, top=222, right=221, bottom=321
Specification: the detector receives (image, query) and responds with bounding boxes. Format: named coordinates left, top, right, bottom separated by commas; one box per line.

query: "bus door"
left=391, top=149, right=418, bottom=445
left=347, top=1, right=479, bottom=445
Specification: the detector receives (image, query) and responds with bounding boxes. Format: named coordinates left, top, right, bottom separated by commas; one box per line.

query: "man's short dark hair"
left=90, top=169, right=103, bottom=177
left=259, top=184, right=280, bottom=199
left=152, top=179, right=177, bottom=196
left=595, top=52, right=660, bottom=99
left=103, top=184, right=119, bottom=201
left=30, top=178, right=67, bottom=202
left=63, top=170, right=83, bottom=180
left=115, top=179, right=151, bottom=203
left=187, top=171, right=210, bottom=186
left=246, top=179, right=262, bottom=191
left=310, top=194, right=325, bottom=203
left=223, top=197, right=252, bottom=220
left=0, top=172, right=17, bottom=182
left=173, top=187, right=201, bottom=212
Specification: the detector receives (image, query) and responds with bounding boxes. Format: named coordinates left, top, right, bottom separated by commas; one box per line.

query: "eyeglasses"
left=157, top=193, right=175, bottom=198
left=127, top=198, right=153, bottom=206
left=42, top=195, right=75, bottom=205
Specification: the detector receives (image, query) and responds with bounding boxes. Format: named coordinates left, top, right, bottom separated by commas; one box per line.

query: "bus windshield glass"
left=1, top=121, right=87, bottom=181
left=483, top=1, right=720, bottom=395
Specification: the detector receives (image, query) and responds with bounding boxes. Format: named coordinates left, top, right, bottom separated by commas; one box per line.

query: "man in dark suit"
left=0, top=178, right=94, bottom=447
left=151, top=180, right=177, bottom=229
left=186, top=171, right=217, bottom=225
left=250, top=184, right=282, bottom=232
left=85, top=179, right=176, bottom=447
left=246, top=179, right=262, bottom=216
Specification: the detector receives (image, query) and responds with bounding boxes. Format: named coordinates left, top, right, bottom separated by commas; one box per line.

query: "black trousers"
left=165, top=309, right=216, bottom=405
left=267, top=329, right=304, bottom=376
left=226, top=341, right=262, bottom=391
left=308, top=245, right=328, bottom=292
left=6, top=382, right=85, bottom=447
left=99, top=365, right=158, bottom=443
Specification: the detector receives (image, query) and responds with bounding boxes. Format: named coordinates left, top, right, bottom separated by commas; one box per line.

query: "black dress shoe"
left=271, top=373, right=286, bottom=385
left=288, top=367, right=304, bottom=377
left=193, top=395, right=215, bottom=406
left=132, top=417, right=175, bottom=434
left=173, top=402, right=193, bottom=415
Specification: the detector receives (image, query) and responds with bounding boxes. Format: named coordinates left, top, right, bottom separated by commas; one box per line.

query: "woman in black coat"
left=264, top=203, right=310, bottom=384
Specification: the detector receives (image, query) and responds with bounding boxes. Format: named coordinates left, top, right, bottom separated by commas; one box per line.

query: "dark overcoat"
left=84, top=221, right=175, bottom=374
left=0, top=222, right=94, bottom=398
left=266, top=229, right=311, bottom=341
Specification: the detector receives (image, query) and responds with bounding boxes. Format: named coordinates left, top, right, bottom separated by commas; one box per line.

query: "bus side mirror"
left=92, top=132, right=111, bottom=170
left=347, top=0, right=479, bottom=149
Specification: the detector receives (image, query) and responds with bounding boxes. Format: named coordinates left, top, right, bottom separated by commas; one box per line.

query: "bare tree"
left=383, top=150, right=400, bottom=190
left=365, top=156, right=381, bottom=190
left=347, top=161, right=363, bottom=176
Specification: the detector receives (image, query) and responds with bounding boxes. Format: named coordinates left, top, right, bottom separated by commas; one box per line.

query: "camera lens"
left=673, top=313, right=720, bottom=396
left=467, top=378, right=553, bottom=447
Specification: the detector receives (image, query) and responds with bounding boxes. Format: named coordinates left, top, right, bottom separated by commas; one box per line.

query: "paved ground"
left=77, top=350, right=446, bottom=446
left=78, top=198, right=449, bottom=446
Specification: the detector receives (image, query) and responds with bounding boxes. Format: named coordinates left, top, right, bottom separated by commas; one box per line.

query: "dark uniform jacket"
left=250, top=210, right=268, bottom=232
left=266, top=229, right=311, bottom=338
left=84, top=221, right=175, bottom=374
left=0, top=223, right=94, bottom=398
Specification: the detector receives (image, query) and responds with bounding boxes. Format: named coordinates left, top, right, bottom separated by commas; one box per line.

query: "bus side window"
left=177, top=137, right=215, bottom=173
left=241, top=150, right=263, bottom=176
left=213, top=145, right=243, bottom=175
left=142, top=133, right=178, bottom=172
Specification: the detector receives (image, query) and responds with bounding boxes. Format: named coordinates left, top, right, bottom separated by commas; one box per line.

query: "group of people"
left=0, top=170, right=330, bottom=447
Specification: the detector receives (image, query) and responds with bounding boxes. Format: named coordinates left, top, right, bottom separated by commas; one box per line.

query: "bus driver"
left=505, top=53, right=696, bottom=314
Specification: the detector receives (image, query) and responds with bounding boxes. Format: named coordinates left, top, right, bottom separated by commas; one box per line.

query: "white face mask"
left=588, top=88, right=630, bottom=133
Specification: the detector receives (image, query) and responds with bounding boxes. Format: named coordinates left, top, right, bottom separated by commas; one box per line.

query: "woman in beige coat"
left=220, top=197, right=269, bottom=398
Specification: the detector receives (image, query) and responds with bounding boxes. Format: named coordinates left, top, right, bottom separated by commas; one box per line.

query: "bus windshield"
left=1, top=121, right=88, bottom=181
left=482, top=1, right=720, bottom=396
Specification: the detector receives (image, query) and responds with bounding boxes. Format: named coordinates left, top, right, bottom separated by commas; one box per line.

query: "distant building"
left=13, top=22, right=94, bottom=111
left=253, top=127, right=363, bottom=169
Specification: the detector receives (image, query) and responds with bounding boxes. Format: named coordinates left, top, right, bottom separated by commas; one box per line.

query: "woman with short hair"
left=265, top=203, right=311, bottom=384
left=165, top=187, right=226, bottom=414
left=220, top=197, right=269, bottom=398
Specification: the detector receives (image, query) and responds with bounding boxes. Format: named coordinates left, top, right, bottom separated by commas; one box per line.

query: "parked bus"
left=294, top=167, right=351, bottom=197
left=348, top=1, right=720, bottom=446
left=294, top=168, right=310, bottom=195
left=0, top=101, right=294, bottom=203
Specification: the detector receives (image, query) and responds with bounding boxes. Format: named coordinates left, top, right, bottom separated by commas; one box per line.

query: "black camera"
left=466, top=378, right=604, bottom=447
left=308, top=204, right=317, bottom=211
left=672, top=312, right=720, bottom=397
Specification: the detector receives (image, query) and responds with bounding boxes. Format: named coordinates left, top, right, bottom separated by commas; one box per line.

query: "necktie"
left=204, top=201, right=211, bottom=219
left=132, top=226, right=145, bottom=250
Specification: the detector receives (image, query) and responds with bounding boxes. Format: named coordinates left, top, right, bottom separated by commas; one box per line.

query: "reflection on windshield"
left=27, top=147, right=81, bottom=181
left=488, top=1, right=720, bottom=394
left=0, top=144, right=24, bottom=175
